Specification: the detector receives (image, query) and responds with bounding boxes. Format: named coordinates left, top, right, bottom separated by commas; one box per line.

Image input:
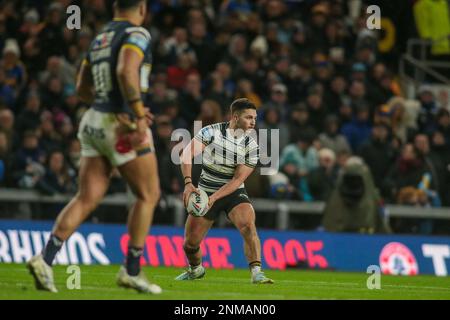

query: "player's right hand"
left=127, top=117, right=149, bottom=149
left=136, top=117, right=149, bottom=141
left=183, top=183, right=199, bottom=208
left=144, top=107, right=154, bottom=127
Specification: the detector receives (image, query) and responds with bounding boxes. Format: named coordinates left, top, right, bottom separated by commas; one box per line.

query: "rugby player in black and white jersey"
left=176, top=98, right=274, bottom=284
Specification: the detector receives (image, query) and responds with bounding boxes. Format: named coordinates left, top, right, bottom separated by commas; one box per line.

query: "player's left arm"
left=76, top=59, right=94, bottom=104
left=208, top=164, right=254, bottom=207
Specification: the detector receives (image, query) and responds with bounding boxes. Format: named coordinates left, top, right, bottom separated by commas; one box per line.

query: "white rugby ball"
left=186, top=189, right=209, bottom=217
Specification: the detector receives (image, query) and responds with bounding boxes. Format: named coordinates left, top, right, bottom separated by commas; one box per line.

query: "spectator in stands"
left=235, top=78, right=262, bottom=109
left=385, top=143, right=437, bottom=203
left=0, top=130, right=10, bottom=186
left=196, top=99, right=223, bottom=127
left=308, top=3, right=329, bottom=52
left=223, top=33, right=247, bottom=70
left=39, top=56, right=76, bottom=89
left=260, top=83, right=290, bottom=122
left=430, top=130, right=450, bottom=206
left=16, top=92, right=41, bottom=134
left=306, top=88, right=328, bottom=133
left=0, top=108, right=17, bottom=148
left=214, top=61, right=235, bottom=99
left=38, top=3, right=65, bottom=58
left=66, top=138, right=80, bottom=172
left=341, top=103, right=372, bottom=152
left=38, top=112, right=61, bottom=153
left=20, top=37, right=44, bottom=79
left=280, top=129, right=319, bottom=197
left=161, top=27, right=194, bottom=66
left=161, top=101, right=188, bottom=130
left=234, top=56, right=265, bottom=96
left=205, top=71, right=231, bottom=111
left=40, top=75, right=65, bottom=111
left=167, top=52, right=198, bottom=90
left=348, top=80, right=369, bottom=110
left=188, top=20, right=214, bottom=77
left=148, top=80, right=178, bottom=115
left=258, top=107, right=289, bottom=153
left=154, top=115, right=183, bottom=195
left=396, top=186, right=434, bottom=234
left=436, top=108, right=450, bottom=146
left=413, top=133, right=446, bottom=205
left=318, top=114, right=351, bottom=154
left=367, top=64, right=399, bottom=107
left=0, top=65, right=15, bottom=108
left=11, top=130, right=45, bottom=189
left=307, top=148, right=339, bottom=201
left=324, top=74, right=348, bottom=114
left=358, top=122, right=396, bottom=198
left=178, top=72, right=202, bottom=126
left=1, top=38, right=26, bottom=96
left=337, top=99, right=354, bottom=126
left=62, top=84, right=80, bottom=120
left=287, top=103, right=316, bottom=143
left=417, top=85, right=439, bottom=132
left=36, top=150, right=75, bottom=195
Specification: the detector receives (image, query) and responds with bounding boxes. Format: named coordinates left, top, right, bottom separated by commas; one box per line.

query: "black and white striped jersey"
left=194, top=122, right=259, bottom=193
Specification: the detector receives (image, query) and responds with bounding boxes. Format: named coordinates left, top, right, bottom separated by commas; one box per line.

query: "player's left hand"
left=207, top=194, right=217, bottom=210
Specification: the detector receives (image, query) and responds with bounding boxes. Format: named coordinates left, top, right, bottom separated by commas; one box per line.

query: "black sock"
left=126, top=246, right=143, bottom=276
left=249, top=261, right=262, bottom=268
left=42, top=234, right=63, bottom=266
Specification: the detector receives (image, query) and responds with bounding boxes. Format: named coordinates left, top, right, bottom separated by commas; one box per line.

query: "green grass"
left=0, top=263, right=449, bottom=300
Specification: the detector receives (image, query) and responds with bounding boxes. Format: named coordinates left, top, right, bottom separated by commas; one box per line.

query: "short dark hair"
left=230, top=98, right=256, bottom=115
left=116, top=0, right=144, bottom=10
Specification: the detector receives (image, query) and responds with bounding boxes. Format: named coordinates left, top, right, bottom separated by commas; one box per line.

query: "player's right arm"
left=116, top=45, right=148, bottom=136
left=76, top=59, right=94, bottom=104
left=180, top=137, right=205, bottom=207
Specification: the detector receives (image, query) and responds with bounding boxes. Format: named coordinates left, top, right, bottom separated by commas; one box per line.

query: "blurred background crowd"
left=0, top=0, right=449, bottom=234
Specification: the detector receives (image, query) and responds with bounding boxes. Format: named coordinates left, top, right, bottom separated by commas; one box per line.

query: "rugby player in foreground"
left=27, top=0, right=162, bottom=294
left=176, top=98, right=274, bottom=284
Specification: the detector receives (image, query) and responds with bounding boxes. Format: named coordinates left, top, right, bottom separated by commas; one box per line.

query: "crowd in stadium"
left=0, top=1, right=449, bottom=232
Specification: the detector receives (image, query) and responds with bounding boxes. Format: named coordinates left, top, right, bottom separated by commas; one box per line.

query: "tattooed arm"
left=116, top=46, right=145, bottom=117
left=76, top=59, right=94, bottom=104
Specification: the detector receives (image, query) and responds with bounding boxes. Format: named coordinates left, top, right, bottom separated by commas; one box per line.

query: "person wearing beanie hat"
left=2, top=38, right=26, bottom=94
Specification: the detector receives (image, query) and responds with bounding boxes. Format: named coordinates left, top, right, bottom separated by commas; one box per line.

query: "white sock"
left=251, top=265, right=261, bottom=276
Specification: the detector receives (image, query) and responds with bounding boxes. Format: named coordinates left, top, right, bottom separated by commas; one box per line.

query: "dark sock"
left=126, top=246, right=143, bottom=276
left=249, top=261, right=262, bottom=268
left=42, top=234, right=63, bottom=266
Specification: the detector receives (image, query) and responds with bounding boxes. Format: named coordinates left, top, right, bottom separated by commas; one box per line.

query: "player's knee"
left=134, top=185, right=161, bottom=204
left=238, top=222, right=256, bottom=238
left=75, top=193, right=100, bottom=213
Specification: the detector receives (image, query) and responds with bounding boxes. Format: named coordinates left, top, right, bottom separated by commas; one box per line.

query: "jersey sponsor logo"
left=93, top=31, right=115, bottom=50
left=379, top=242, right=419, bottom=275
left=83, top=125, right=106, bottom=139
left=127, top=32, right=149, bottom=52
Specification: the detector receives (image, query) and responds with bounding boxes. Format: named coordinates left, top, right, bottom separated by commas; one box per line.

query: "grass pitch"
left=0, top=263, right=449, bottom=300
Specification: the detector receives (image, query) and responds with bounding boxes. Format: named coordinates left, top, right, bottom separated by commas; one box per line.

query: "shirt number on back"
left=92, top=62, right=112, bottom=100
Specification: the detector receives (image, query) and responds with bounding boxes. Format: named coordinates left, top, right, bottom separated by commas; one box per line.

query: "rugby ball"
left=186, top=189, right=209, bottom=217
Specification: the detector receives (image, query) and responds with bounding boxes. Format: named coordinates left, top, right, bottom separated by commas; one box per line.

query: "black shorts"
left=203, top=188, right=252, bottom=221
